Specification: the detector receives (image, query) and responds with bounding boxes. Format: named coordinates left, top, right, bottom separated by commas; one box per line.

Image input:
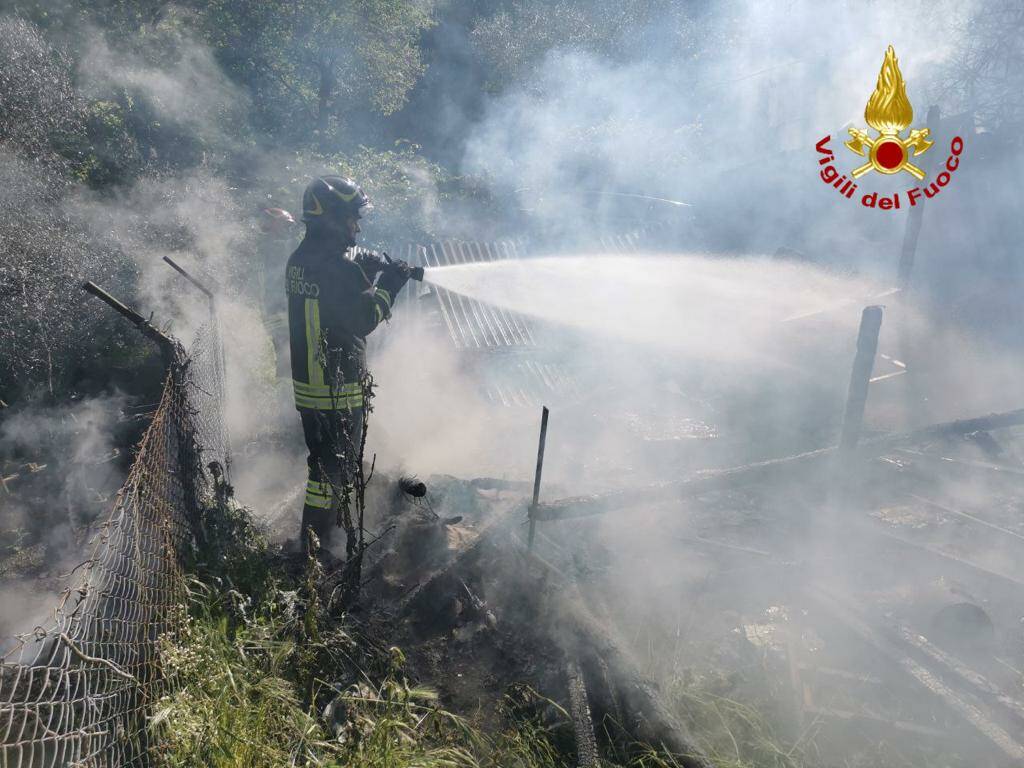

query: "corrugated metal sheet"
left=479, top=358, right=585, bottom=408
left=385, top=238, right=645, bottom=407
left=414, top=240, right=537, bottom=351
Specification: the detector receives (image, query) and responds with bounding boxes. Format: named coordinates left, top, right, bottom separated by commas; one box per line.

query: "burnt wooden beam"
left=897, top=105, right=942, bottom=291
left=513, top=535, right=714, bottom=768
left=805, top=587, right=1024, bottom=762
left=162, top=255, right=214, bottom=298
left=533, top=407, right=1024, bottom=522
left=566, top=660, right=599, bottom=768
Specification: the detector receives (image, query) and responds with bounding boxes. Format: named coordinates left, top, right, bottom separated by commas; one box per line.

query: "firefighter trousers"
left=299, top=407, right=364, bottom=552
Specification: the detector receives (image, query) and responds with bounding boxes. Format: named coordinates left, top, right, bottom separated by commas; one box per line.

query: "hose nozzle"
left=380, top=252, right=424, bottom=281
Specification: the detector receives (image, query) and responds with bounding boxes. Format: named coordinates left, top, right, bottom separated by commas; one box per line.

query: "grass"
left=152, top=583, right=579, bottom=767
left=153, top=496, right=579, bottom=767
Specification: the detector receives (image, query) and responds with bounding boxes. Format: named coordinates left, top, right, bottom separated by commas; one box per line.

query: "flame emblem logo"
left=845, top=46, right=933, bottom=180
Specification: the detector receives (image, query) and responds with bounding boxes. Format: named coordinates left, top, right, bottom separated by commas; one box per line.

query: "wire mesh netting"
left=0, top=312, right=229, bottom=768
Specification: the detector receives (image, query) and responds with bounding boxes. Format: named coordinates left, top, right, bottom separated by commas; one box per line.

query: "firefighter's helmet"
left=301, top=176, right=371, bottom=225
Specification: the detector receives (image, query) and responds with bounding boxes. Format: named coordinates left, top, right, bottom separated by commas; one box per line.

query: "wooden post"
left=528, top=406, right=550, bottom=550
left=896, top=105, right=941, bottom=291
left=896, top=106, right=940, bottom=429
left=565, top=659, right=599, bottom=767
left=830, top=306, right=883, bottom=517
left=839, top=306, right=884, bottom=453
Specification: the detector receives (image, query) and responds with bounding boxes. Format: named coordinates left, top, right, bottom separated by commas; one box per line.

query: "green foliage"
left=199, top=0, right=435, bottom=144
left=7, top=0, right=438, bottom=186
left=155, top=591, right=570, bottom=767
left=68, top=99, right=142, bottom=186
left=251, top=140, right=478, bottom=244
left=159, top=498, right=779, bottom=767
left=188, top=495, right=273, bottom=598
left=156, top=525, right=575, bottom=768
left=152, top=599, right=316, bottom=768
left=0, top=15, right=81, bottom=160
left=469, top=0, right=697, bottom=90
left=326, top=142, right=446, bottom=239
left=627, top=654, right=805, bottom=768
left=665, top=685, right=800, bottom=768
left=0, top=148, right=147, bottom=401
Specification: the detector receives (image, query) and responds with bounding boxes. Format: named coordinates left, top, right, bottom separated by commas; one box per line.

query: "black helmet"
left=301, top=175, right=371, bottom=224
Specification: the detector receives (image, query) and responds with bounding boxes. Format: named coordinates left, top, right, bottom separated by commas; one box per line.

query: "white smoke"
left=78, top=25, right=248, bottom=141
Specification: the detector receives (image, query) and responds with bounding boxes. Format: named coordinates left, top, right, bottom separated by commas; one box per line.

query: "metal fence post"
left=162, top=256, right=232, bottom=480
left=82, top=281, right=178, bottom=366
left=838, top=306, right=884, bottom=454
left=528, top=406, right=550, bottom=550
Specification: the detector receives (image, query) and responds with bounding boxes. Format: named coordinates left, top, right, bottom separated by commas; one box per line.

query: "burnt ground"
left=343, top=419, right=1024, bottom=768
left=9, top=345, right=1020, bottom=765
left=0, top=397, right=150, bottom=641
left=6, top=390, right=1023, bottom=765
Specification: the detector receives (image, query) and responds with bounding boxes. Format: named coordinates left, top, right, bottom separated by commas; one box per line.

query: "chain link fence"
left=1, top=311, right=228, bottom=767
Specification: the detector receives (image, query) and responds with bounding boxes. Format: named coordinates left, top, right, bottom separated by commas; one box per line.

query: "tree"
left=468, top=0, right=697, bottom=91
left=199, top=0, right=434, bottom=146
left=937, top=1, right=1024, bottom=137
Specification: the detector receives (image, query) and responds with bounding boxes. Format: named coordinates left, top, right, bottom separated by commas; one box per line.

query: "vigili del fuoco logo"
left=815, top=45, right=964, bottom=211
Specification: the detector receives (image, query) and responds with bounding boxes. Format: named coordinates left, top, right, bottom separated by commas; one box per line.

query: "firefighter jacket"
left=285, top=234, right=393, bottom=411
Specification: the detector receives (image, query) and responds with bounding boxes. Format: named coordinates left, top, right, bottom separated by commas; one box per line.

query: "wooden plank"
left=437, top=241, right=482, bottom=348
left=897, top=105, right=942, bottom=289
left=838, top=306, right=883, bottom=452
left=468, top=241, right=521, bottom=347
left=908, top=493, right=1024, bottom=545
left=497, top=241, right=539, bottom=345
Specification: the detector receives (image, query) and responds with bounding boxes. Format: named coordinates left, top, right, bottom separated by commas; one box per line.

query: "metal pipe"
left=162, top=255, right=214, bottom=298
left=82, top=282, right=175, bottom=354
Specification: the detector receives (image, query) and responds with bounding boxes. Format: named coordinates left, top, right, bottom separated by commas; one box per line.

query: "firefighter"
left=286, top=176, right=410, bottom=552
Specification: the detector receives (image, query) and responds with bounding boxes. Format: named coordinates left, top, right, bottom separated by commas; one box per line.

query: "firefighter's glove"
left=354, top=251, right=386, bottom=280
left=377, top=260, right=411, bottom=297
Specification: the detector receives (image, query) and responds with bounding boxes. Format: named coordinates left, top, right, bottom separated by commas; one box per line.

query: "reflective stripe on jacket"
left=285, top=234, right=392, bottom=411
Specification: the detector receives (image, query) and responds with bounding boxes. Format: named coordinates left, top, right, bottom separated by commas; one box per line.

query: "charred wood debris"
left=371, top=398, right=1024, bottom=767
left=366, top=302, right=1024, bottom=768
left=8, top=387, right=1024, bottom=764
